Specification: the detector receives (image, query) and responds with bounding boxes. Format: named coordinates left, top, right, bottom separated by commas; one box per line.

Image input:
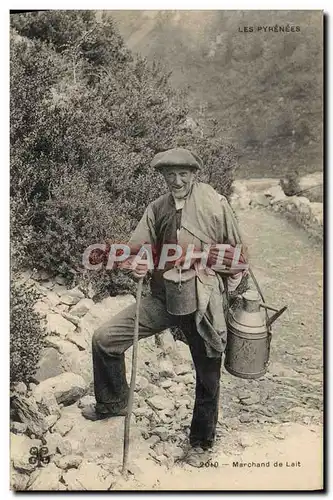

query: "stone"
left=62, top=312, right=80, bottom=326
left=32, top=348, right=63, bottom=382
left=54, top=454, right=83, bottom=470
left=149, top=396, right=174, bottom=411
left=43, top=336, right=76, bottom=354
left=70, top=298, right=94, bottom=317
left=45, top=415, right=59, bottom=429
left=33, top=301, right=49, bottom=318
left=250, top=193, right=270, bottom=207
left=174, top=340, right=192, bottom=363
left=35, top=392, right=61, bottom=418
left=175, top=373, right=195, bottom=385
left=240, top=394, right=260, bottom=406
left=60, top=349, right=92, bottom=384
left=239, top=413, right=251, bottom=423
left=54, top=303, right=70, bottom=314
left=79, top=295, right=135, bottom=336
left=78, top=395, right=96, bottom=409
left=46, top=313, right=76, bottom=337
left=11, top=396, right=49, bottom=437
left=32, top=373, right=88, bottom=406
left=63, top=461, right=113, bottom=490
left=27, top=462, right=62, bottom=491
left=146, top=435, right=160, bottom=447
left=10, top=421, right=28, bottom=435
left=57, top=439, right=73, bottom=456
left=66, top=331, right=88, bottom=351
left=60, top=288, right=85, bottom=306
left=174, top=363, right=191, bottom=376
left=54, top=417, right=74, bottom=437
left=150, top=426, right=169, bottom=441
left=161, top=380, right=173, bottom=389
left=12, top=381, right=27, bottom=396
left=52, top=284, right=67, bottom=296
left=238, top=435, right=254, bottom=448
left=43, top=431, right=63, bottom=456
left=33, top=270, right=52, bottom=282
left=298, top=171, right=323, bottom=202
left=11, top=469, right=30, bottom=491
left=157, top=330, right=176, bottom=355
left=135, top=375, right=149, bottom=391
left=159, top=359, right=176, bottom=378
left=11, top=433, right=42, bottom=473
left=42, top=280, right=54, bottom=290
left=133, top=407, right=153, bottom=419
left=45, top=291, right=60, bottom=307
left=266, top=185, right=287, bottom=203
left=55, top=274, right=67, bottom=285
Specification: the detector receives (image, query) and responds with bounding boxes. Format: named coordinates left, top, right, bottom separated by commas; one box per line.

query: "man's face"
left=162, top=166, right=196, bottom=199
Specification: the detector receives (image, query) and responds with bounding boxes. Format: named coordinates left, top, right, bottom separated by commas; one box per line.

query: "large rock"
left=63, top=461, right=113, bottom=491
left=250, top=193, right=270, bottom=207
left=33, top=301, right=50, bottom=318
left=60, top=404, right=146, bottom=460
left=265, top=185, right=286, bottom=203
left=149, top=395, right=174, bottom=411
left=159, top=359, right=175, bottom=378
left=45, top=291, right=60, bottom=307
left=41, top=337, right=92, bottom=382
left=11, top=396, right=49, bottom=437
left=70, top=298, right=94, bottom=318
left=46, top=313, right=76, bottom=337
left=79, top=295, right=135, bottom=337
left=298, top=171, right=323, bottom=202
left=60, top=287, right=85, bottom=305
left=11, top=433, right=42, bottom=473
left=66, top=332, right=88, bottom=351
left=43, top=431, right=64, bottom=457
left=310, top=202, right=323, bottom=226
left=11, top=469, right=30, bottom=491
left=28, top=462, right=62, bottom=491
left=34, top=392, right=61, bottom=418
left=54, top=454, right=83, bottom=470
left=10, top=422, right=28, bottom=435
left=32, top=373, right=88, bottom=406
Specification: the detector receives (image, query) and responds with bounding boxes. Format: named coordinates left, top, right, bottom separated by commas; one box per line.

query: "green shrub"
left=10, top=11, right=237, bottom=297
left=10, top=278, right=46, bottom=384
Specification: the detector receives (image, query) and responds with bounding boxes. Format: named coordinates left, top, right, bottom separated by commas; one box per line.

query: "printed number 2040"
left=200, top=460, right=219, bottom=468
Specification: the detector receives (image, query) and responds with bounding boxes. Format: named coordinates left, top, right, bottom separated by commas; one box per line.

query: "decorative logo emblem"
left=29, top=446, right=50, bottom=467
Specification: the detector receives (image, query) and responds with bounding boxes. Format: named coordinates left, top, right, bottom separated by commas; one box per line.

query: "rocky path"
left=11, top=207, right=323, bottom=491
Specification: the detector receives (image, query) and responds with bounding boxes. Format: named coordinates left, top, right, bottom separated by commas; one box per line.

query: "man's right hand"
left=131, top=261, right=149, bottom=280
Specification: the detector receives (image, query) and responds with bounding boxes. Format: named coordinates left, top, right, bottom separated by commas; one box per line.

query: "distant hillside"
left=110, top=10, right=323, bottom=178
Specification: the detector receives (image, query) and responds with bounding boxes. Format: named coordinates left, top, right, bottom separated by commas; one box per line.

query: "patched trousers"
left=92, top=294, right=222, bottom=449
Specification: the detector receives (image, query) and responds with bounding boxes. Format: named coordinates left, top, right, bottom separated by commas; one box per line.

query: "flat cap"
left=151, top=148, right=203, bottom=171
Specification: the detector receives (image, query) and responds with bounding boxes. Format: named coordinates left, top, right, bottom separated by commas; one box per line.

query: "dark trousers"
left=91, top=294, right=222, bottom=449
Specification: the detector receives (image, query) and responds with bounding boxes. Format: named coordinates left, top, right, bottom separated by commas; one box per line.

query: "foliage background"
left=10, top=10, right=236, bottom=287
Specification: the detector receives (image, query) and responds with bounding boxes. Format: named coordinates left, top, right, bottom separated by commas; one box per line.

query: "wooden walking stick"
left=122, top=277, right=144, bottom=475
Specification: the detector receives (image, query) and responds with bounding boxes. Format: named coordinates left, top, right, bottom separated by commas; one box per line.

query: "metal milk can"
left=224, top=289, right=287, bottom=379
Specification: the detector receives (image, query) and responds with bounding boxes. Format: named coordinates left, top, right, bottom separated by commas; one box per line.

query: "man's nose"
left=174, top=174, right=182, bottom=185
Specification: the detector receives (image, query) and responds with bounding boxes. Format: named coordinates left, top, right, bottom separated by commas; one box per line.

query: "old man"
left=82, top=148, right=248, bottom=466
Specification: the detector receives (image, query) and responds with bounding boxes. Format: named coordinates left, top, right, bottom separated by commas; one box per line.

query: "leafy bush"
left=10, top=11, right=236, bottom=296
left=10, top=278, right=46, bottom=384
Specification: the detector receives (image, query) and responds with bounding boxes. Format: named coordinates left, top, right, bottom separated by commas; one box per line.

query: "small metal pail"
left=163, top=268, right=197, bottom=316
